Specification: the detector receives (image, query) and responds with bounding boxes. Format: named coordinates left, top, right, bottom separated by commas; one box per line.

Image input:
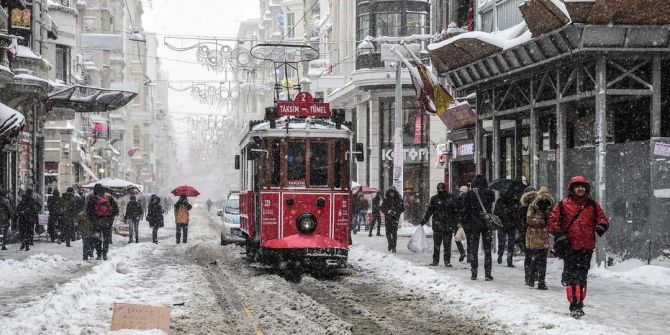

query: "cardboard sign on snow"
left=111, top=303, right=171, bottom=332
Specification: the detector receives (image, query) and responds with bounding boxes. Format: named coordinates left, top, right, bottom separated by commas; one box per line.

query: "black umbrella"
left=489, top=178, right=527, bottom=199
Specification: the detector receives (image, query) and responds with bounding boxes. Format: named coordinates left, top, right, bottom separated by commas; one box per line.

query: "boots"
left=537, top=282, right=548, bottom=290
left=1, top=245, right=7, bottom=250
left=20, top=243, right=25, bottom=250
left=471, top=269, right=477, bottom=280
left=66, top=241, right=71, bottom=247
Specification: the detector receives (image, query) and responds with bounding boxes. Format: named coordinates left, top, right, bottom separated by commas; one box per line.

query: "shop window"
left=375, top=13, right=402, bottom=37
left=309, top=142, right=329, bottom=187
left=610, top=97, right=650, bottom=143
left=406, top=13, right=428, bottom=35
left=566, top=104, right=614, bottom=148
left=357, top=13, right=370, bottom=42
left=287, top=141, right=306, bottom=186
left=538, top=113, right=556, bottom=151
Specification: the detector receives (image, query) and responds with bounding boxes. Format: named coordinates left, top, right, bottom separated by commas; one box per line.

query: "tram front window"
left=310, top=143, right=329, bottom=187
left=287, top=141, right=306, bottom=186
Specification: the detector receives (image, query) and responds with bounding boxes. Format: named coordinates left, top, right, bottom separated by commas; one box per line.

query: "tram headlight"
left=296, top=213, right=318, bottom=234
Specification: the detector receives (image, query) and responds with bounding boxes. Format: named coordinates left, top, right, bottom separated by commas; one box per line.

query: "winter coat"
left=147, top=201, right=164, bottom=228
left=525, top=187, right=554, bottom=250
left=420, top=191, right=458, bottom=232
left=371, top=193, right=382, bottom=216
left=459, top=175, right=495, bottom=233
left=493, top=193, right=519, bottom=230
left=124, top=200, right=143, bottom=221
left=47, top=193, right=62, bottom=222
left=174, top=199, right=192, bottom=225
left=380, top=189, right=404, bottom=222
left=60, top=192, right=79, bottom=226
left=17, top=194, right=41, bottom=238
left=547, top=176, right=609, bottom=251
left=358, top=197, right=369, bottom=211
left=78, top=211, right=95, bottom=238
left=0, top=193, right=13, bottom=228
left=86, top=193, right=119, bottom=229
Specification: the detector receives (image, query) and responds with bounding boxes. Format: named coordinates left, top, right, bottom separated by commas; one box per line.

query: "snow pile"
left=590, top=258, right=670, bottom=289
left=0, top=253, right=73, bottom=289
left=349, top=245, right=623, bottom=335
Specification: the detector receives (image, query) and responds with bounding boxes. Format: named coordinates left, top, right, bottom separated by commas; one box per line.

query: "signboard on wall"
left=9, top=0, right=33, bottom=46
left=92, top=121, right=109, bottom=140
left=654, top=142, right=670, bottom=158
left=413, top=115, right=428, bottom=145
left=452, top=142, right=474, bottom=159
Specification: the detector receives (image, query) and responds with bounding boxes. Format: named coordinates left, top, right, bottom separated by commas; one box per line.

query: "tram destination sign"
left=275, top=92, right=331, bottom=117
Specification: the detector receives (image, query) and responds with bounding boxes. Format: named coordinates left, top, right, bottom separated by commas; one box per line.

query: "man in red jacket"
left=547, top=176, right=609, bottom=319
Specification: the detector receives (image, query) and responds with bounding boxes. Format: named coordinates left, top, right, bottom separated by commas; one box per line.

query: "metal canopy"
left=442, top=24, right=670, bottom=91
left=49, top=85, right=137, bottom=112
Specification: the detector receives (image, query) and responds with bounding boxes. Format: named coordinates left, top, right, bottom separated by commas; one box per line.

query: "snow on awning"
left=519, top=0, right=571, bottom=37
left=0, top=102, right=25, bottom=141
left=49, top=85, right=137, bottom=112
left=428, top=32, right=505, bottom=73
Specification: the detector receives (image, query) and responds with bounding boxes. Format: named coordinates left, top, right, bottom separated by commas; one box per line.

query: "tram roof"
left=240, top=117, right=353, bottom=146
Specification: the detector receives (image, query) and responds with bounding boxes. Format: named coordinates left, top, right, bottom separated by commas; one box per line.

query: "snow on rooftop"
left=428, top=22, right=533, bottom=52
left=16, top=45, right=41, bottom=59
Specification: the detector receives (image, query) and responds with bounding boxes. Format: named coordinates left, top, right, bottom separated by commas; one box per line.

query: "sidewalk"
left=351, top=227, right=670, bottom=335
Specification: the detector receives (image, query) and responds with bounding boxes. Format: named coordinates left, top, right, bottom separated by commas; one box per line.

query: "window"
left=287, top=141, right=306, bottom=186
left=334, top=141, right=342, bottom=189
left=286, top=12, right=295, bottom=38
left=406, top=13, right=428, bottom=35
left=55, top=45, right=70, bottom=84
left=357, top=14, right=370, bottom=42
left=225, top=196, right=239, bottom=215
left=133, top=125, right=140, bottom=146
left=57, top=0, right=70, bottom=5
left=309, top=142, right=329, bottom=187
left=375, top=13, right=401, bottom=37
left=270, top=139, right=281, bottom=187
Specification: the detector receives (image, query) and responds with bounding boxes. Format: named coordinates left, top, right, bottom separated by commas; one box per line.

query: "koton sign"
left=275, top=92, right=331, bottom=117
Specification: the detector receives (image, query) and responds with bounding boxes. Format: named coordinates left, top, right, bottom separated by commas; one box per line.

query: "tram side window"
left=271, top=139, right=281, bottom=187
left=310, top=142, right=329, bottom=187
left=334, top=141, right=342, bottom=189
left=287, top=141, right=306, bottom=186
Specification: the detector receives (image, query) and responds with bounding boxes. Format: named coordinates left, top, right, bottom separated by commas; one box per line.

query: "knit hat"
left=459, top=186, right=469, bottom=193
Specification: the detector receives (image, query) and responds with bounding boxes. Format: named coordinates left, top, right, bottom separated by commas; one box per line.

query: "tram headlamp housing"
left=296, top=213, right=318, bottom=234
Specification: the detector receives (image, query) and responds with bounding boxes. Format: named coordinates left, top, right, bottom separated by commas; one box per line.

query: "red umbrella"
left=171, top=185, right=200, bottom=197
left=360, top=186, right=378, bottom=194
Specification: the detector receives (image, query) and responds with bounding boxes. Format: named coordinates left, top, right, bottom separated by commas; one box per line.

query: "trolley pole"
left=393, top=61, right=404, bottom=198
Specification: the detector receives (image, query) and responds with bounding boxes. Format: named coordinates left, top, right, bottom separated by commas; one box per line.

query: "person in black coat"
left=420, top=182, right=459, bottom=266
left=380, top=187, right=404, bottom=253
left=60, top=188, right=79, bottom=247
left=368, top=191, right=383, bottom=237
left=0, top=189, right=14, bottom=251
left=146, top=195, right=164, bottom=244
left=460, top=175, right=496, bottom=281
left=124, top=195, right=143, bottom=243
left=47, top=189, right=62, bottom=243
left=86, top=184, right=119, bottom=260
left=17, top=189, right=41, bottom=251
left=494, top=191, right=520, bottom=267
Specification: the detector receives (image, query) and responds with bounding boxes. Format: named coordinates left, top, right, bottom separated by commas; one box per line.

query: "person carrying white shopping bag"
left=419, top=183, right=460, bottom=266
left=408, top=225, right=430, bottom=253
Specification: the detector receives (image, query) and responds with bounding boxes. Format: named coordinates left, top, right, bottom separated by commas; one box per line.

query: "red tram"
left=234, top=97, right=362, bottom=269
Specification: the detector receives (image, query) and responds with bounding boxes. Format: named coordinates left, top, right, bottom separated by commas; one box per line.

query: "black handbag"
left=553, top=201, right=588, bottom=259
left=473, top=189, right=503, bottom=230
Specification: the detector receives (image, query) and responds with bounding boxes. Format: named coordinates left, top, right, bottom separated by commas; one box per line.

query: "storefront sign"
left=414, top=115, right=428, bottom=145
left=9, top=1, right=33, bottom=46
left=452, top=142, right=474, bottom=159
left=382, top=148, right=428, bottom=163
left=92, top=121, right=109, bottom=140
left=653, top=142, right=670, bottom=158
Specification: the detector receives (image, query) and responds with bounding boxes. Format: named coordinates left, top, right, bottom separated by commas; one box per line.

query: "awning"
left=45, top=14, right=59, bottom=40
left=79, top=163, right=99, bottom=181
left=519, top=0, right=571, bottom=37
left=0, top=102, right=25, bottom=141
left=48, top=85, right=137, bottom=112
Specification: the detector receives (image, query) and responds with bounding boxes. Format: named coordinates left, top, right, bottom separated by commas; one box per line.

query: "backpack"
left=95, top=196, right=113, bottom=218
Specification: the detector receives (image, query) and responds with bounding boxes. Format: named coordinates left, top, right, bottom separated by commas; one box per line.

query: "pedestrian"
left=420, top=182, right=458, bottom=267
left=78, top=210, right=102, bottom=260
left=548, top=176, right=609, bottom=318
left=351, top=189, right=361, bottom=234
left=368, top=191, right=383, bottom=237
left=494, top=191, right=519, bottom=267
left=174, top=195, right=192, bottom=244
left=124, top=195, right=143, bottom=243
left=47, top=189, right=62, bottom=243
left=357, top=193, right=369, bottom=232
left=519, top=187, right=537, bottom=284
left=60, top=188, right=79, bottom=247
left=380, top=187, right=404, bottom=253
left=454, top=186, right=469, bottom=262
left=523, top=187, right=555, bottom=290
left=17, top=189, right=41, bottom=251
left=86, top=184, right=119, bottom=260
left=0, top=189, right=14, bottom=251
left=206, top=198, right=213, bottom=212
left=147, top=195, right=164, bottom=244
left=460, top=175, right=495, bottom=281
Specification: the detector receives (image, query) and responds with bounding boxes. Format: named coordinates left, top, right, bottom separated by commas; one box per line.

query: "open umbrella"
left=489, top=178, right=527, bottom=199
left=360, top=186, right=378, bottom=194
left=82, top=177, right=143, bottom=197
left=172, top=185, right=200, bottom=197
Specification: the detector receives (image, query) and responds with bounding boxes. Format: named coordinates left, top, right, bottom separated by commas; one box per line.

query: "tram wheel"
left=245, top=239, right=258, bottom=263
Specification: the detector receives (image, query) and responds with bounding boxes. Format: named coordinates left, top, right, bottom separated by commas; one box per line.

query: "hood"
left=568, top=176, right=591, bottom=195
left=531, top=187, right=555, bottom=208
left=62, top=192, right=75, bottom=201
left=471, top=174, right=489, bottom=189
left=93, top=184, right=104, bottom=196
left=385, top=188, right=401, bottom=199
left=520, top=189, right=538, bottom=206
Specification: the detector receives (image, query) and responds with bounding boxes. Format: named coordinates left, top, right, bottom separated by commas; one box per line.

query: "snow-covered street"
left=1, top=210, right=668, bottom=334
